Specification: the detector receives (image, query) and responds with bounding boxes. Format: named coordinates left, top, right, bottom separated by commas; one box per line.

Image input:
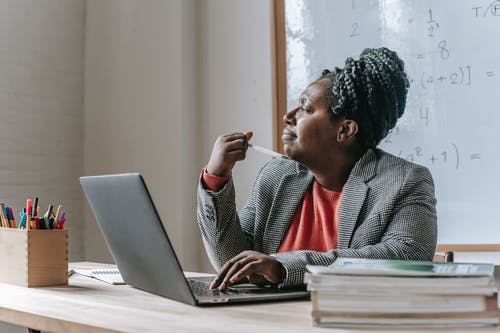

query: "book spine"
left=311, top=309, right=500, bottom=319
left=484, top=292, right=498, bottom=311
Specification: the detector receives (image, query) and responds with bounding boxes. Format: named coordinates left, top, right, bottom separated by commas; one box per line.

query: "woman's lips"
left=282, top=129, right=297, bottom=140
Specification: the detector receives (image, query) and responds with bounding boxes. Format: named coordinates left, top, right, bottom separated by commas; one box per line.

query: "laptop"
left=80, top=173, right=309, bottom=306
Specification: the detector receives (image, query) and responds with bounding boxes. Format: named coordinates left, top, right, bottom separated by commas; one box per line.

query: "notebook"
left=68, top=268, right=125, bottom=285
left=80, top=173, right=309, bottom=306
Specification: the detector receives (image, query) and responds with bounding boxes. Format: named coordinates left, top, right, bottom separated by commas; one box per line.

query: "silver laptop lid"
left=80, top=173, right=197, bottom=305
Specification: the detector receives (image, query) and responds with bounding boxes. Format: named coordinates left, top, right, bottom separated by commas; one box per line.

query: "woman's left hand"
left=210, top=251, right=286, bottom=290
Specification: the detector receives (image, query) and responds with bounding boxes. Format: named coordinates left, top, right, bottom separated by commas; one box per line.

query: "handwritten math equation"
left=345, top=0, right=492, bottom=171
left=347, top=2, right=498, bottom=87
left=415, top=65, right=471, bottom=89
left=383, top=127, right=481, bottom=170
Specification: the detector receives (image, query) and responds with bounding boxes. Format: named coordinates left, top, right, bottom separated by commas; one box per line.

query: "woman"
left=197, top=47, right=437, bottom=290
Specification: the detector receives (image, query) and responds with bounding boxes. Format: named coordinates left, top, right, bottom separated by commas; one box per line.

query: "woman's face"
left=282, top=79, right=341, bottom=166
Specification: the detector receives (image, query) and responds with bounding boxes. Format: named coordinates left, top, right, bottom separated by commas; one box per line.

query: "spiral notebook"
left=68, top=268, right=125, bottom=285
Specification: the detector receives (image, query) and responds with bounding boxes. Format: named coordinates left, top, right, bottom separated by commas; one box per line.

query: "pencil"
left=248, top=144, right=289, bottom=159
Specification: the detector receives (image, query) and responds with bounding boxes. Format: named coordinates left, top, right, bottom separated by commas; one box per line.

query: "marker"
left=18, top=212, right=26, bottom=229
left=7, top=206, right=16, bottom=228
left=59, top=217, right=66, bottom=229
left=54, top=205, right=63, bottom=229
left=248, top=144, right=289, bottom=159
left=26, top=199, right=32, bottom=230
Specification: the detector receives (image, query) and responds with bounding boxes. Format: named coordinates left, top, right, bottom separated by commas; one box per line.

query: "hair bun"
left=324, top=47, right=409, bottom=148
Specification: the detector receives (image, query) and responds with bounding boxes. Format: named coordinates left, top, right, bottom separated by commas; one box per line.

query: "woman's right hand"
left=206, top=131, right=253, bottom=176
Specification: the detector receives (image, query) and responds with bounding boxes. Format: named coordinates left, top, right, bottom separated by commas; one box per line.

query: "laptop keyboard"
left=188, top=279, right=241, bottom=297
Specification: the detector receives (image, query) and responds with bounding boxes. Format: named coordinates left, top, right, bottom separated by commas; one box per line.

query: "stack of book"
left=304, top=258, right=499, bottom=328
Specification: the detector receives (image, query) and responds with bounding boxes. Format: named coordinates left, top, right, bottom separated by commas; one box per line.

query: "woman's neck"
left=309, top=148, right=365, bottom=192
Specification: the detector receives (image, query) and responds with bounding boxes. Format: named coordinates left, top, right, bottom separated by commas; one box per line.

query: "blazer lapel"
left=262, top=166, right=313, bottom=254
left=337, top=149, right=378, bottom=249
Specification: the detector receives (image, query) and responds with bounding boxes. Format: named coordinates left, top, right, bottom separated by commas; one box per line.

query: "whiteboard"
left=283, top=0, right=500, bottom=244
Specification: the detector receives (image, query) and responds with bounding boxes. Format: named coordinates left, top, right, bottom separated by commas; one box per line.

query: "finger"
left=209, top=277, right=220, bottom=289
left=222, top=132, right=248, bottom=143
left=229, top=261, right=261, bottom=284
left=220, top=256, right=254, bottom=290
left=229, top=276, right=250, bottom=286
left=223, top=138, right=249, bottom=152
left=222, top=131, right=245, bottom=138
left=247, top=273, right=268, bottom=286
left=244, top=131, right=253, bottom=141
left=210, top=252, right=250, bottom=289
left=211, top=276, right=250, bottom=289
left=210, top=262, right=234, bottom=289
left=223, top=150, right=247, bottom=162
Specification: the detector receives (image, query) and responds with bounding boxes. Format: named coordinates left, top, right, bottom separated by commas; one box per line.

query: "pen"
left=39, top=216, right=46, bottom=229
left=0, top=203, right=8, bottom=228
left=59, top=211, right=66, bottom=225
left=248, top=144, right=289, bottom=159
left=44, top=204, right=53, bottom=219
left=32, top=196, right=38, bottom=218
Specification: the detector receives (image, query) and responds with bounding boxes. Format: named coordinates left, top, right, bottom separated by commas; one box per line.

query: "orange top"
left=278, top=181, right=341, bottom=252
left=202, top=167, right=232, bottom=192
left=202, top=169, right=341, bottom=253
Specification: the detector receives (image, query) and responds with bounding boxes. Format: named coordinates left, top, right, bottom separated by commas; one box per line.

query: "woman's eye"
left=300, top=107, right=311, bottom=114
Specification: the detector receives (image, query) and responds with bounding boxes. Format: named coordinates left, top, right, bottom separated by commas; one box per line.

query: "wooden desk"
left=0, top=262, right=499, bottom=333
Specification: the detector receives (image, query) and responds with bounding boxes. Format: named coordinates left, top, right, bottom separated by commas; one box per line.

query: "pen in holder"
left=0, top=198, right=68, bottom=287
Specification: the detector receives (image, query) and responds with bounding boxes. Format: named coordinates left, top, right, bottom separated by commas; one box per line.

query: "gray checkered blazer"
left=197, top=148, right=437, bottom=287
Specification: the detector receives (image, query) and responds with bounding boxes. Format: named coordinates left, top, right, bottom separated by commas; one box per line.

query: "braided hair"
left=321, top=47, right=409, bottom=148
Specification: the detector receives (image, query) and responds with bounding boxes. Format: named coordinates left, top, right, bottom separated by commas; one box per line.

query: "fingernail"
left=219, top=282, right=226, bottom=290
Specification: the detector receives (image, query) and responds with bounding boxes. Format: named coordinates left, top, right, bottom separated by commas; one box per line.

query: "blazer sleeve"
left=272, top=166, right=438, bottom=288
left=197, top=164, right=267, bottom=270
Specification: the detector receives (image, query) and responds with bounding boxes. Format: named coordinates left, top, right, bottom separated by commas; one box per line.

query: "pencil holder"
left=0, top=228, right=68, bottom=287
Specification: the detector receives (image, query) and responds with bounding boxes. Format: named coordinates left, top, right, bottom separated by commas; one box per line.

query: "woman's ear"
left=336, top=119, right=359, bottom=142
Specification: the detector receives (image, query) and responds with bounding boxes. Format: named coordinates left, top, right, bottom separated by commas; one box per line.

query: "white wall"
left=198, top=0, right=275, bottom=271
left=0, top=1, right=85, bottom=331
left=84, top=0, right=203, bottom=270
left=0, top=0, right=85, bottom=260
left=83, top=0, right=275, bottom=272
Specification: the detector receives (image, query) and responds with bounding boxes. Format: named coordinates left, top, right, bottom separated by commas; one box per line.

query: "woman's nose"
left=284, top=108, right=298, bottom=125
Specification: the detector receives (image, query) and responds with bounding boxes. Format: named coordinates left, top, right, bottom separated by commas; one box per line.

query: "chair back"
left=433, top=251, right=454, bottom=262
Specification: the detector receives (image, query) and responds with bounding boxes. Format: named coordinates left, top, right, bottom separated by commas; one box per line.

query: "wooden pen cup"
left=0, top=228, right=68, bottom=287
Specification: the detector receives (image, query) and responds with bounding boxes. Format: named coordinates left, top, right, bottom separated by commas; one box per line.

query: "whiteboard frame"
left=273, top=0, right=287, bottom=154
left=273, top=0, right=499, bottom=252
